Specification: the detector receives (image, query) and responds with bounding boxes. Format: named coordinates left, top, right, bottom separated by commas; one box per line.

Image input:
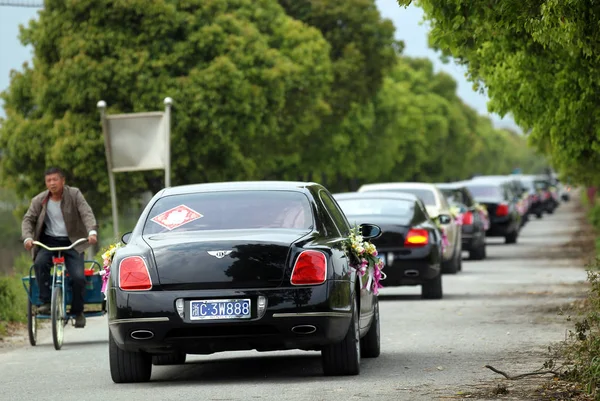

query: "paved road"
left=0, top=195, right=589, bottom=401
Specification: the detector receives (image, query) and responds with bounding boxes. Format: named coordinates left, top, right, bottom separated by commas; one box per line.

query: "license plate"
left=189, top=299, right=251, bottom=320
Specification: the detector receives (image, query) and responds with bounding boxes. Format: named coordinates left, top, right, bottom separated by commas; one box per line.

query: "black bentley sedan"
left=107, top=181, right=382, bottom=383
left=333, top=191, right=444, bottom=299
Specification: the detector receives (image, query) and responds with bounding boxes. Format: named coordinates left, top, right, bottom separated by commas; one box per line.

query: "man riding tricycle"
left=20, top=167, right=106, bottom=350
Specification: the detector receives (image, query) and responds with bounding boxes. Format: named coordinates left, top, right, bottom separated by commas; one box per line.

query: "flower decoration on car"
left=474, top=203, right=490, bottom=230
left=449, top=206, right=464, bottom=226
left=432, top=217, right=450, bottom=252
left=100, top=242, right=124, bottom=298
left=343, top=225, right=386, bottom=295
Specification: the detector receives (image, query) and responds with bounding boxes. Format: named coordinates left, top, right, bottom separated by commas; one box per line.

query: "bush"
left=557, top=267, right=600, bottom=396
left=0, top=273, right=27, bottom=335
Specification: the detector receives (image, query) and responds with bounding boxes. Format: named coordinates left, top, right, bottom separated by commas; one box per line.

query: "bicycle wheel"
left=51, top=286, right=65, bottom=350
left=27, top=297, right=37, bottom=346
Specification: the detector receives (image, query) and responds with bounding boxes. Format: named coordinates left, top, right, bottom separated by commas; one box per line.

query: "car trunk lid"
left=144, top=229, right=310, bottom=290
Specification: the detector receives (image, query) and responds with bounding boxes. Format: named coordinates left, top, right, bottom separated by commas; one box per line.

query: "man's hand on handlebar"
left=88, top=234, right=97, bottom=245
left=24, top=239, right=33, bottom=251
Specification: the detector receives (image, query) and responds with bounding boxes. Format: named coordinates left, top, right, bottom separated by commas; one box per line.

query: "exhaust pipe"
left=291, top=325, right=317, bottom=335
left=404, top=270, right=419, bottom=277
left=130, top=330, right=154, bottom=340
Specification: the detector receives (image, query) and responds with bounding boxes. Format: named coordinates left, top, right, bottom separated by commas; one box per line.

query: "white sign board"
left=106, top=111, right=167, bottom=172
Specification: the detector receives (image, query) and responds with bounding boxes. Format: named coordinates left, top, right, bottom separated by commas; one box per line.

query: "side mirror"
left=121, top=232, right=132, bottom=244
left=437, top=214, right=452, bottom=225
left=359, top=224, right=382, bottom=240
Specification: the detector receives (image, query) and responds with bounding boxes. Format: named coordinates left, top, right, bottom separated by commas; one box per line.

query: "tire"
left=109, top=331, right=152, bottom=383
left=469, top=242, right=486, bottom=260
left=51, top=286, right=64, bottom=351
left=535, top=212, right=543, bottom=219
left=152, top=352, right=187, bottom=366
left=442, top=245, right=459, bottom=274
left=27, top=298, right=37, bottom=346
left=505, top=230, right=518, bottom=244
left=360, top=297, right=380, bottom=358
left=321, top=295, right=360, bottom=376
left=422, top=272, right=443, bottom=299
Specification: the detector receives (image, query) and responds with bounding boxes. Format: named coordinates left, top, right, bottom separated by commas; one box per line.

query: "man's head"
left=44, top=167, right=66, bottom=196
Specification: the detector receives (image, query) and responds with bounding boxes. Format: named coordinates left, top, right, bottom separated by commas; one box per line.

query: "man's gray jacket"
left=21, top=185, right=98, bottom=259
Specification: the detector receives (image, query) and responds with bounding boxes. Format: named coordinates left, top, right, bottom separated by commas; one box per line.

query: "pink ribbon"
left=101, top=265, right=110, bottom=295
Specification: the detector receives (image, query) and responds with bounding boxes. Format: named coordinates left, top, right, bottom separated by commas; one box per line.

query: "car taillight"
left=462, top=211, right=473, bottom=225
left=290, top=250, right=327, bottom=285
left=496, top=203, right=509, bottom=216
left=404, top=228, right=429, bottom=247
left=119, top=256, right=152, bottom=291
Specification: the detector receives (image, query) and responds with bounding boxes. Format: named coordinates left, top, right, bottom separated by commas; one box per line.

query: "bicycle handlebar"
left=32, top=237, right=89, bottom=252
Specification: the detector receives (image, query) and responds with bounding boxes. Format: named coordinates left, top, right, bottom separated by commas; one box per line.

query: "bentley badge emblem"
left=207, top=250, right=232, bottom=259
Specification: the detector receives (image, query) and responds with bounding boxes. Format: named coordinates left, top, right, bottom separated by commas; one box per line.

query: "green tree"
left=0, top=0, right=333, bottom=220
left=277, top=0, right=402, bottom=187
left=397, top=0, right=599, bottom=184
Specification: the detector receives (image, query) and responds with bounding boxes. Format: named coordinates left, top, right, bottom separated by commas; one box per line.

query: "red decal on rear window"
left=150, top=205, right=203, bottom=230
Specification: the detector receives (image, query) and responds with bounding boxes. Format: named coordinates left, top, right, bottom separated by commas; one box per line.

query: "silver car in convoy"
left=357, top=182, right=463, bottom=274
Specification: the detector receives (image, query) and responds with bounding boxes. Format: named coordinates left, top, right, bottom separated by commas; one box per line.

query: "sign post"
left=97, top=98, right=173, bottom=240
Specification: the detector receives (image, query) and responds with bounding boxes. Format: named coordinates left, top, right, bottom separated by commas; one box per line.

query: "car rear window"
left=367, top=188, right=437, bottom=206
left=465, top=185, right=502, bottom=198
left=143, top=190, right=314, bottom=234
left=336, top=198, right=415, bottom=222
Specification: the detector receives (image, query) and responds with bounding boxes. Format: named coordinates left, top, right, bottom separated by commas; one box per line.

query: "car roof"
left=333, top=191, right=419, bottom=202
left=358, top=182, right=439, bottom=191
left=435, top=183, right=467, bottom=190
left=159, top=181, right=319, bottom=197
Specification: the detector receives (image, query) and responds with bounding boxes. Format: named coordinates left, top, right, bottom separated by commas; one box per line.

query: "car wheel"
left=422, top=272, right=443, bottom=299
left=469, top=241, right=486, bottom=260
left=505, top=230, right=518, bottom=244
left=360, top=297, right=380, bottom=358
left=152, top=352, right=187, bottom=366
left=109, top=331, right=152, bottom=383
left=321, top=294, right=360, bottom=376
left=442, top=245, right=459, bottom=274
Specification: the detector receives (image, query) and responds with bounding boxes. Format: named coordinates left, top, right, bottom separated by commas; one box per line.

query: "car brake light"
left=496, top=203, right=509, bottom=216
left=462, top=211, right=473, bottom=225
left=290, top=250, right=327, bottom=285
left=119, top=256, right=152, bottom=291
left=404, top=228, right=429, bottom=247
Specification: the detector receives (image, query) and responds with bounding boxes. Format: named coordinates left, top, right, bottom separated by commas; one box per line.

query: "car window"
left=319, top=190, right=350, bottom=236
left=465, top=184, right=502, bottom=198
left=367, top=188, right=437, bottom=206
left=143, top=190, right=314, bottom=234
left=337, top=198, right=415, bottom=225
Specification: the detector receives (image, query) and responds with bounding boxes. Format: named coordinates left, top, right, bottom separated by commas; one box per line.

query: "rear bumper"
left=377, top=246, right=441, bottom=286
left=108, top=281, right=353, bottom=354
left=461, top=225, right=485, bottom=251
left=486, top=219, right=514, bottom=237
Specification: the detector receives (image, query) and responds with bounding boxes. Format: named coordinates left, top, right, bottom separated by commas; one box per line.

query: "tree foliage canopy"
left=397, top=0, right=598, bottom=184
left=0, top=0, right=546, bottom=233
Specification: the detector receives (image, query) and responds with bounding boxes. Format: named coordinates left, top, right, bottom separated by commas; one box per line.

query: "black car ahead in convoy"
left=333, top=192, right=444, bottom=299
left=534, top=176, right=559, bottom=214
left=460, top=178, right=521, bottom=244
left=107, top=181, right=382, bottom=383
left=516, top=174, right=545, bottom=218
left=435, top=183, right=487, bottom=260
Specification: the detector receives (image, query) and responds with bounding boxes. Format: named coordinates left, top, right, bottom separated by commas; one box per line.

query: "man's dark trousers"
left=33, top=234, right=85, bottom=314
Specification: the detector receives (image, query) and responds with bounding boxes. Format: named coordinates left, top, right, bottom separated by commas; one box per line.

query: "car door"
left=437, top=190, right=459, bottom=253
left=318, top=190, right=374, bottom=329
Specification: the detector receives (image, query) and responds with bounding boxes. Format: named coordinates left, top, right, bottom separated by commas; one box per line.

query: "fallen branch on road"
left=485, top=365, right=560, bottom=380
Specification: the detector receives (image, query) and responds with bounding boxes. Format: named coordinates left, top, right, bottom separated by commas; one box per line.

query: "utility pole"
left=0, top=1, right=43, bottom=7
